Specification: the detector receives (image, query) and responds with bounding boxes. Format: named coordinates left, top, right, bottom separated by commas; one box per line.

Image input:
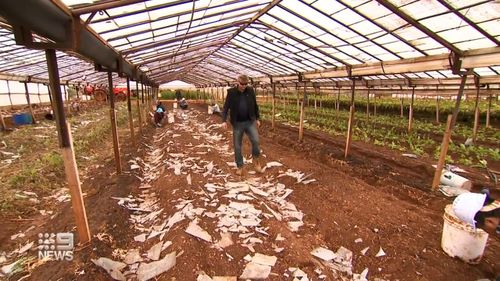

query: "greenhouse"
left=0, top=0, right=499, bottom=280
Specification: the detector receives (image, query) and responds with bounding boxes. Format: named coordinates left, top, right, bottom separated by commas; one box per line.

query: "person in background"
left=179, top=98, right=188, bottom=110
left=221, top=74, right=262, bottom=176
left=154, top=101, right=166, bottom=126
left=453, top=190, right=499, bottom=236
left=211, top=103, right=221, bottom=115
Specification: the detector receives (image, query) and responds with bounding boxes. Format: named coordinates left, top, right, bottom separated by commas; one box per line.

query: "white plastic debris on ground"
left=92, top=109, right=329, bottom=280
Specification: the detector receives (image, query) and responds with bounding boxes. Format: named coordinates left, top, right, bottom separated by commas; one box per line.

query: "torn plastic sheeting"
left=185, top=220, right=212, bottom=242
left=311, top=247, right=336, bottom=261
left=92, top=257, right=127, bottom=281
left=239, top=262, right=271, bottom=280
left=137, top=251, right=176, bottom=281
left=251, top=253, right=277, bottom=266
left=287, top=221, right=303, bottom=232
left=147, top=241, right=164, bottom=261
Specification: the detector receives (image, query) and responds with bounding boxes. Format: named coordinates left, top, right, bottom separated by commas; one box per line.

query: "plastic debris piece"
left=252, top=253, right=277, bottom=266
left=375, top=247, right=386, bottom=257
left=92, top=257, right=127, bottom=281
left=239, top=262, right=271, bottom=280
left=185, top=220, right=212, bottom=242
left=124, top=249, right=143, bottom=264
left=360, top=247, right=370, bottom=256
left=137, top=251, right=176, bottom=281
left=311, top=247, right=336, bottom=261
left=354, top=238, right=363, bottom=243
left=147, top=241, right=164, bottom=261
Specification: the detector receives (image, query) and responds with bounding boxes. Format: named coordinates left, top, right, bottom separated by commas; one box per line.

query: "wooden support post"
left=46, top=49, right=90, bottom=244
left=0, top=109, right=6, bottom=131
left=432, top=115, right=453, bottom=191
left=298, top=82, right=307, bottom=142
left=486, top=94, right=492, bottom=128
left=450, top=72, right=469, bottom=128
left=23, top=82, right=37, bottom=124
left=126, top=78, right=135, bottom=143
left=408, top=87, right=415, bottom=133
left=472, top=85, right=480, bottom=143
left=136, top=81, right=143, bottom=134
left=107, top=72, right=122, bottom=174
left=373, top=94, right=377, bottom=117
left=345, top=105, right=355, bottom=159
left=272, top=82, right=276, bottom=130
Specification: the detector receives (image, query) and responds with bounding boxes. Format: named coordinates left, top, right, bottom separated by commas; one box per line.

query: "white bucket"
left=208, top=105, right=213, bottom=114
left=440, top=171, right=472, bottom=190
left=167, top=113, right=174, bottom=124
left=441, top=205, right=488, bottom=264
left=173, top=102, right=178, bottom=109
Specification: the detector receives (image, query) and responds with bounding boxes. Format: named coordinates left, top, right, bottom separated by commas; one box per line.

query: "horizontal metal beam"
left=0, top=0, right=153, bottom=84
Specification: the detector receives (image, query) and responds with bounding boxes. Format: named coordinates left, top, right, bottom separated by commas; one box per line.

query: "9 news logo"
left=37, top=233, right=74, bottom=261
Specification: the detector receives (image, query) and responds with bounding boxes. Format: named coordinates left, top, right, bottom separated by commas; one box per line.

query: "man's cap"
left=452, top=192, right=487, bottom=228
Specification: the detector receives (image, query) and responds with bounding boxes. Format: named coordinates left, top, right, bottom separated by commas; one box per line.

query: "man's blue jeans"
left=233, top=120, right=260, bottom=168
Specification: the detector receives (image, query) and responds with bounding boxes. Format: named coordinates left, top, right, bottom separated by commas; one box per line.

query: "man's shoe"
left=236, top=167, right=243, bottom=176
left=254, top=157, right=263, bottom=174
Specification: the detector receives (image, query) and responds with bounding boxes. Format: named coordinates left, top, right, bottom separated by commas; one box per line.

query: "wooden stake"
left=136, top=81, right=143, bottom=134
left=345, top=105, right=355, bottom=159
left=126, top=78, right=135, bottom=143
left=298, top=82, right=306, bottom=142
left=432, top=115, right=453, bottom=190
left=408, top=87, right=415, bottom=133
left=23, top=82, right=37, bottom=124
left=272, top=82, right=276, bottom=130
left=486, top=94, right=491, bottom=128
left=107, top=72, right=122, bottom=174
left=46, top=49, right=90, bottom=244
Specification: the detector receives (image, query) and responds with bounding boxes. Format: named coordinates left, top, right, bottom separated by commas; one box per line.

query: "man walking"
left=221, top=75, right=263, bottom=176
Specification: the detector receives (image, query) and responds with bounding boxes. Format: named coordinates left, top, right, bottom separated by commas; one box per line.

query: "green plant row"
left=258, top=102, right=499, bottom=167
left=264, top=93, right=499, bottom=124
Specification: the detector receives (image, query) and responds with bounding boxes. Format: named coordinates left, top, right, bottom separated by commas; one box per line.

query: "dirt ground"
left=0, top=102, right=499, bottom=281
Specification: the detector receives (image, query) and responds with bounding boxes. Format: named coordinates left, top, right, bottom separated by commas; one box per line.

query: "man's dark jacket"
left=222, top=86, right=260, bottom=125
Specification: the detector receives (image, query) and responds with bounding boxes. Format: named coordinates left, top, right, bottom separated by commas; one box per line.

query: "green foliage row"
left=159, top=89, right=208, bottom=100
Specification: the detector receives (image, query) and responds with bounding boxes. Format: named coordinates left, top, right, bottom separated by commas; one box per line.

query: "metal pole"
left=473, top=85, right=480, bottom=143
left=450, top=72, right=469, bottom=129
left=107, top=71, right=122, bottom=174
left=45, top=49, right=90, bottom=244
left=486, top=93, right=492, bottom=128
left=126, top=77, right=135, bottom=143
left=298, top=82, right=306, bottom=142
left=23, top=82, right=37, bottom=124
left=136, top=81, right=143, bottom=134
left=6, top=81, right=13, bottom=109
left=272, top=82, right=276, bottom=130
left=408, top=87, right=415, bottom=133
